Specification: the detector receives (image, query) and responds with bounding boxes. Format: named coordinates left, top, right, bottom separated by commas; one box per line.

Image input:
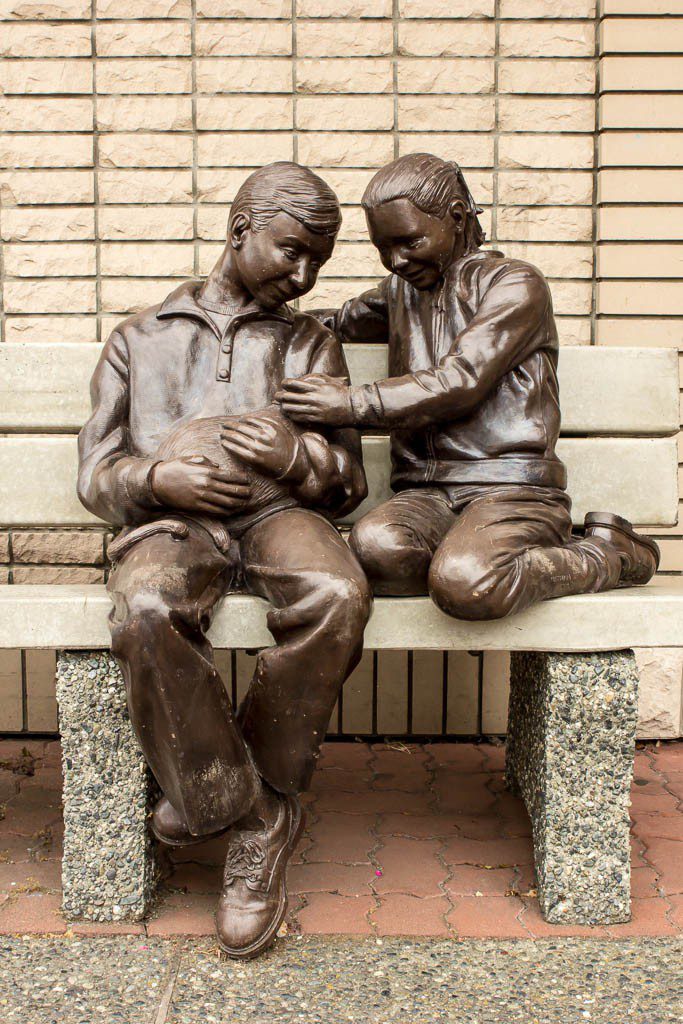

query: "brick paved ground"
left=0, top=738, right=681, bottom=939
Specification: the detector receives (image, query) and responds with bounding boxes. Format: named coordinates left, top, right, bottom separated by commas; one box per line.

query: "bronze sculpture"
left=78, top=162, right=372, bottom=959
left=278, top=153, right=659, bottom=616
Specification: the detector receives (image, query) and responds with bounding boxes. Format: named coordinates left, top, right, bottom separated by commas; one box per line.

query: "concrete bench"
left=0, top=341, right=681, bottom=928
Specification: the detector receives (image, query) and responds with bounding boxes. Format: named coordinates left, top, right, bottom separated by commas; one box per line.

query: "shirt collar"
left=156, top=280, right=295, bottom=326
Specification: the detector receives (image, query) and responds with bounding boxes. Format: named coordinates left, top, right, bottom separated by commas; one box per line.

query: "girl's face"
left=366, top=197, right=466, bottom=290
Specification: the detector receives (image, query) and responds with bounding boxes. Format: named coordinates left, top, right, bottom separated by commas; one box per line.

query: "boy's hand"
left=220, top=414, right=304, bottom=481
left=275, top=374, right=354, bottom=426
left=151, top=457, right=251, bottom=515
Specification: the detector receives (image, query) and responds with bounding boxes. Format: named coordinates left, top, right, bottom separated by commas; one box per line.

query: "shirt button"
left=218, top=369, right=229, bottom=380
left=221, top=344, right=231, bottom=354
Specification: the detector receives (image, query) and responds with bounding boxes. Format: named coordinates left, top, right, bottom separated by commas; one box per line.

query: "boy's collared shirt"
left=324, top=249, right=567, bottom=492
left=78, top=280, right=366, bottom=526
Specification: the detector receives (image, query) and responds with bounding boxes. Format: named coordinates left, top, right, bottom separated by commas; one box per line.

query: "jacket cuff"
left=123, top=458, right=164, bottom=510
left=349, top=383, right=384, bottom=426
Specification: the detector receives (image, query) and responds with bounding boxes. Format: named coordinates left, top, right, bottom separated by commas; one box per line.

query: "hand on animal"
left=220, top=413, right=302, bottom=480
left=275, top=374, right=354, bottom=426
left=151, top=456, right=252, bottom=515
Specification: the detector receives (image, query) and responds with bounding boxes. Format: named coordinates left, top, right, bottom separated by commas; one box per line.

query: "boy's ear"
left=448, top=199, right=467, bottom=234
left=229, top=212, right=250, bottom=249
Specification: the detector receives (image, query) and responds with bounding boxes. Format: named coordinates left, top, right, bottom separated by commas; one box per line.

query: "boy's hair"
left=230, top=161, right=342, bottom=238
left=361, top=152, right=485, bottom=253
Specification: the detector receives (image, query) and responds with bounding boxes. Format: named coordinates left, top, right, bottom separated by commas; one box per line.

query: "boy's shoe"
left=151, top=796, right=229, bottom=847
left=215, top=793, right=304, bottom=960
left=584, top=512, right=660, bottom=587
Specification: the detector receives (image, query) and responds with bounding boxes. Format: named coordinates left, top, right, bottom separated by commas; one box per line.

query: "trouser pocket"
left=107, top=518, right=190, bottom=564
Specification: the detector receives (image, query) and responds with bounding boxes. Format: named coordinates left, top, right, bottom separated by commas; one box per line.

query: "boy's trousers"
left=350, top=484, right=623, bottom=619
left=107, top=507, right=371, bottom=836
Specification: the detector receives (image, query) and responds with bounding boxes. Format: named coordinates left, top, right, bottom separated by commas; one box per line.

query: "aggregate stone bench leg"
left=56, top=651, right=159, bottom=922
left=505, top=650, right=639, bottom=926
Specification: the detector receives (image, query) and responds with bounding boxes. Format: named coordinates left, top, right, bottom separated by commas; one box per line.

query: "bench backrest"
left=0, top=342, right=679, bottom=528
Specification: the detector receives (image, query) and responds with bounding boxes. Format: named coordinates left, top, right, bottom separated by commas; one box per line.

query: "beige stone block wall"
left=596, top=0, right=683, bottom=737
left=0, top=0, right=680, bottom=736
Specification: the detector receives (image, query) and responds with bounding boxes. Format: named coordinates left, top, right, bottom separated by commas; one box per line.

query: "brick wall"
left=0, top=0, right=680, bottom=736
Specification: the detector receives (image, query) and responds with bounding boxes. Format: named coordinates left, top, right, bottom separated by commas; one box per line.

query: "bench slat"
left=2, top=581, right=682, bottom=651
left=0, top=343, right=678, bottom=436
left=0, top=435, right=676, bottom=527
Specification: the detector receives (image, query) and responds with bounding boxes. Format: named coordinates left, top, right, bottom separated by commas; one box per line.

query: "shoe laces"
left=223, top=833, right=267, bottom=888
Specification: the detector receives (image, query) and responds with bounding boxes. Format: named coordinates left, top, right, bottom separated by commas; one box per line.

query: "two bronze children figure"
left=78, top=154, right=659, bottom=959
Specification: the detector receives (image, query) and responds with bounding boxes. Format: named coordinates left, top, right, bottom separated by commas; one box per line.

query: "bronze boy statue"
left=279, top=153, right=659, bottom=617
left=78, top=162, right=372, bottom=959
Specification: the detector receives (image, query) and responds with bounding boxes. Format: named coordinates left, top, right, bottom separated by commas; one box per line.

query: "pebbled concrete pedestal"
left=56, top=651, right=158, bottom=922
left=506, top=650, right=639, bottom=926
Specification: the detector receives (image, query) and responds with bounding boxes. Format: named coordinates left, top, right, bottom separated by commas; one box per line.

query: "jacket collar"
left=156, top=280, right=295, bottom=327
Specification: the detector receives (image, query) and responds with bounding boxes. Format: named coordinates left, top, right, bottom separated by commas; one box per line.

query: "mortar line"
left=392, top=0, right=399, bottom=160
left=591, top=0, right=601, bottom=346
left=292, top=1, right=298, bottom=163
left=191, top=1, right=199, bottom=279
left=492, top=0, right=500, bottom=250
left=91, top=6, right=100, bottom=344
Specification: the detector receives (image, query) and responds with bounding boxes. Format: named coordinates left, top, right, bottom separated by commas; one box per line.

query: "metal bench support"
left=506, top=649, right=639, bottom=925
left=56, top=651, right=158, bottom=922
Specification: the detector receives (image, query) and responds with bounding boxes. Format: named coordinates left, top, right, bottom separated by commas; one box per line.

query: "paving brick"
left=310, top=767, right=372, bottom=793
left=443, top=836, right=534, bottom=870
left=373, top=894, right=450, bottom=937
left=288, top=862, right=375, bottom=897
left=642, top=838, right=683, bottom=894
left=444, top=865, right=517, bottom=898
left=481, top=745, right=507, bottom=773
left=633, top=814, right=683, bottom=841
left=71, top=921, right=146, bottom=935
left=630, top=791, right=680, bottom=815
left=2, top=787, right=62, bottom=835
left=448, top=896, right=527, bottom=938
left=164, top=862, right=223, bottom=895
left=667, top=893, right=683, bottom=931
left=375, top=812, right=462, bottom=841
left=297, top=893, right=374, bottom=935
left=314, top=789, right=433, bottom=816
left=520, top=902, right=614, bottom=939
left=374, top=837, right=447, bottom=897
left=425, top=743, right=488, bottom=772
left=0, top=894, right=66, bottom=934
left=370, top=744, right=431, bottom=793
left=146, top=894, right=215, bottom=936
left=651, top=744, right=683, bottom=774
left=434, top=773, right=497, bottom=815
left=631, top=866, right=661, bottom=900
left=664, top=772, right=683, bottom=802
left=607, top=898, right=678, bottom=937
left=0, top=859, right=61, bottom=894
left=304, top=812, right=376, bottom=864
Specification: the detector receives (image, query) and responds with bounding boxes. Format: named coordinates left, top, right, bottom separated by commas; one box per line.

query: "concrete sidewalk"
left=0, top=934, right=681, bottom=1023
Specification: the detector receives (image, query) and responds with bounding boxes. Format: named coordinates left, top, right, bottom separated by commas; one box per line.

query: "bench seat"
left=2, top=580, right=683, bottom=652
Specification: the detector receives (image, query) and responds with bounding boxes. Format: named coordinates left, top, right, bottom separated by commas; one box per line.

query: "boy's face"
left=232, top=211, right=335, bottom=310
left=366, top=198, right=464, bottom=290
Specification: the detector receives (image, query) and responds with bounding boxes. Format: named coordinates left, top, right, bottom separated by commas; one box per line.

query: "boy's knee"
left=350, top=518, right=430, bottom=592
left=428, top=552, right=512, bottom=622
left=325, top=574, right=372, bottom=634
